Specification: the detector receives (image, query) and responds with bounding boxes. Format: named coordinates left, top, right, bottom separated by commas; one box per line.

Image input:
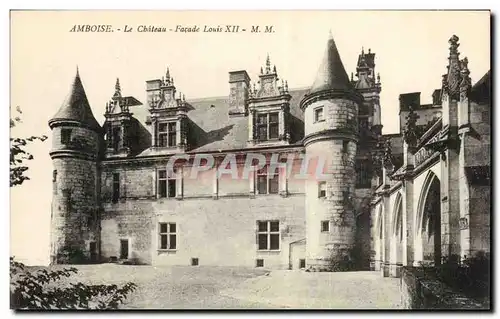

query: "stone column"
left=402, top=142, right=415, bottom=267
left=176, top=165, right=183, bottom=199
left=176, top=119, right=182, bottom=147
left=213, top=161, right=219, bottom=199
left=458, top=133, right=470, bottom=259
left=248, top=110, right=254, bottom=142
left=279, top=110, right=285, bottom=138
left=152, top=118, right=158, bottom=147
left=249, top=169, right=255, bottom=197
left=279, top=163, right=287, bottom=197
left=382, top=189, right=391, bottom=277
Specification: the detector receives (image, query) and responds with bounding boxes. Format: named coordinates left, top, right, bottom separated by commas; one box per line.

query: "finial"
left=76, top=65, right=80, bottom=77
left=351, top=72, right=354, bottom=81
left=166, top=67, right=170, bottom=80
left=328, top=29, right=333, bottom=40
left=265, top=53, right=271, bottom=73
left=285, top=80, right=288, bottom=92
left=361, top=46, right=364, bottom=55
left=403, top=104, right=420, bottom=149
left=260, top=66, right=263, bottom=74
left=377, top=73, right=381, bottom=83
left=383, top=139, right=394, bottom=170
left=273, top=65, right=277, bottom=73
left=253, top=82, right=257, bottom=94
left=460, top=57, right=471, bottom=97
left=368, top=48, right=371, bottom=54
left=115, top=77, right=121, bottom=94
left=171, top=77, right=174, bottom=85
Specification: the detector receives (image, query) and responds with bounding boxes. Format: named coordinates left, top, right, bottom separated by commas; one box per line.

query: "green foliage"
left=418, top=252, right=490, bottom=300
left=10, top=257, right=137, bottom=310
left=10, top=106, right=48, bottom=187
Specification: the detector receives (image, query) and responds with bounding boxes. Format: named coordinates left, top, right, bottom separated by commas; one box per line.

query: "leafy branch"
left=10, top=106, right=48, bottom=187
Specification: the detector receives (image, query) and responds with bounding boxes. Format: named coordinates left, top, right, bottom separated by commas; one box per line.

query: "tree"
left=10, top=258, right=137, bottom=309
left=10, top=106, right=48, bottom=187
left=10, top=108, right=137, bottom=309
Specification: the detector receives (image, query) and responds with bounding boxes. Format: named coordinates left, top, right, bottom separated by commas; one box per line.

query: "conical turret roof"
left=49, top=69, right=101, bottom=131
left=309, top=33, right=354, bottom=95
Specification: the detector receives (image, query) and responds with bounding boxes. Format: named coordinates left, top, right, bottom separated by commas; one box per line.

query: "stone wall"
left=101, top=195, right=306, bottom=268
left=51, top=157, right=99, bottom=263
left=400, top=267, right=488, bottom=309
left=99, top=154, right=307, bottom=268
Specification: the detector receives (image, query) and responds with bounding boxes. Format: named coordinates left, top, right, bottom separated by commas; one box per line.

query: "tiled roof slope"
left=49, top=70, right=101, bottom=131
left=128, top=88, right=308, bottom=156
left=309, top=34, right=355, bottom=95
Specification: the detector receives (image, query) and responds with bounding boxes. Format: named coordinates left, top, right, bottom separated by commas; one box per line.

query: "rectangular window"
left=359, top=117, right=369, bottom=136
left=256, top=165, right=279, bottom=195
left=257, top=114, right=268, bottom=141
left=159, top=222, right=177, bottom=250
left=356, top=160, right=371, bottom=188
left=318, top=181, right=326, bottom=198
left=112, top=173, right=120, bottom=203
left=191, top=258, right=199, bottom=266
left=158, top=121, right=177, bottom=147
left=52, top=170, right=57, bottom=194
left=158, top=169, right=176, bottom=198
left=268, top=113, right=279, bottom=139
left=256, top=112, right=280, bottom=141
left=342, top=140, right=349, bottom=153
left=61, top=128, right=72, bottom=145
left=257, top=220, right=280, bottom=251
left=112, top=126, right=121, bottom=151
left=314, top=107, right=324, bottom=122
left=321, top=220, right=330, bottom=232
left=256, top=259, right=264, bottom=267
left=299, top=259, right=306, bottom=269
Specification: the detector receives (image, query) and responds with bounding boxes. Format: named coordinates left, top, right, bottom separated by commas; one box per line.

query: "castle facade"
left=48, top=34, right=490, bottom=276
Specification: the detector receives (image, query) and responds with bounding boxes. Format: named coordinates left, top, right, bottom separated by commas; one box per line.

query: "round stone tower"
left=48, top=69, right=102, bottom=264
left=300, top=33, right=363, bottom=270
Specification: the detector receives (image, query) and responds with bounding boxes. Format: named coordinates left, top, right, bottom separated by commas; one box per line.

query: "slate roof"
left=49, top=70, right=101, bottom=131
left=470, top=70, right=491, bottom=103
left=309, top=34, right=355, bottom=95
left=128, top=88, right=308, bottom=156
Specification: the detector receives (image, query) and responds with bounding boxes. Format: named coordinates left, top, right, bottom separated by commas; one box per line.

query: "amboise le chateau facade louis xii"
left=48, top=33, right=490, bottom=277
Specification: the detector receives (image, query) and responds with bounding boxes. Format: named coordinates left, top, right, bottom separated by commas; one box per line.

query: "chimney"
left=228, top=70, right=250, bottom=117
left=146, top=79, right=162, bottom=108
left=399, top=92, right=421, bottom=112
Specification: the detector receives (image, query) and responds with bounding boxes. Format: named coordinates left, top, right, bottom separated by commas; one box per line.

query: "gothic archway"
left=374, top=205, right=383, bottom=270
left=416, top=172, right=441, bottom=266
left=392, top=193, right=403, bottom=271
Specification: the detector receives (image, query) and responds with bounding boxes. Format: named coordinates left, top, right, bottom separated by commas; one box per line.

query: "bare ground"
left=37, top=264, right=402, bottom=309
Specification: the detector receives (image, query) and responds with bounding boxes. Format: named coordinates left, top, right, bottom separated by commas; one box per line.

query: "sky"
left=10, top=10, right=490, bottom=265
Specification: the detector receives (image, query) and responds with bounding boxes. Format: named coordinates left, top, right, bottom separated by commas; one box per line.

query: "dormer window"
left=158, top=122, right=177, bottom=147
left=257, top=112, right=279, bottom=141
left=112, top=126, right=121, bottom=151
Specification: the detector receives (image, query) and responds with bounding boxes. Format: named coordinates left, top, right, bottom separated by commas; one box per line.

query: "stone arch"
left=416, top=171, right=441, bottom=265
left=391, top=193, right=404, bottom=271
left=374, top=205, right=383, bottom=270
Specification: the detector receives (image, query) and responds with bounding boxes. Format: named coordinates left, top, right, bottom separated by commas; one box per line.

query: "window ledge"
left=314, top=119, right=326, bottom=123
left=257, top=250, right=281, bottom=253
left=157, top=249, right=177, bottom=252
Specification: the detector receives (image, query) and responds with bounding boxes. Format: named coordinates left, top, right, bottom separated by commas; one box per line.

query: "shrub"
left=10, top=257, right=137, bottom=310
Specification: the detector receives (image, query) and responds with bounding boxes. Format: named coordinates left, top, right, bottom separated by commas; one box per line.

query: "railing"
left=414, top=133, right=440, bottom=167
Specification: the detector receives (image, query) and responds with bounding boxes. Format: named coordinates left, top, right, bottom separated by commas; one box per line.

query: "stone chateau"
left=48, top=33, right=490, bottom=276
